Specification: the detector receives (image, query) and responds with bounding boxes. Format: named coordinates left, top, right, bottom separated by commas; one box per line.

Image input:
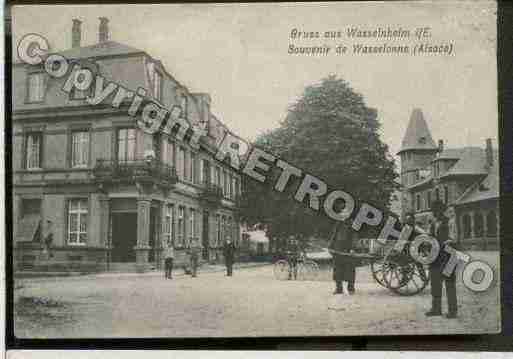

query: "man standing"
left=189, top=238, right=202, bottom=278
left=328, top=223, right=356, bottom=295
left=164, top=239, right=174, bottom=279
left=286, top=236, right=300, bottom=280
left=425, top=200, right=458, bottom=319
left=223, top=237, right=236, bottom=276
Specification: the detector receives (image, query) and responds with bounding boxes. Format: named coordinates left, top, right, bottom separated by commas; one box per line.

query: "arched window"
left=435, top=188, right=440, bottom=201
left=486, top=211, right=497, bottom=236
left=462, top=214, right=471, bottom=239
left=473, top=212, right=484, bottom=237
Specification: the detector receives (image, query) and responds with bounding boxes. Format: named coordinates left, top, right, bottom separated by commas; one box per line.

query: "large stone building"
left=398, top=108, right=499, bottom=249
left=13, top=18, right=242, bottom=272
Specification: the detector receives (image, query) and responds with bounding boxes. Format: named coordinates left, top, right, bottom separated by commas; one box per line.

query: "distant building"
left=398, top=109, right=499, bottom=249
left=13, top=19, right=242, bottom=272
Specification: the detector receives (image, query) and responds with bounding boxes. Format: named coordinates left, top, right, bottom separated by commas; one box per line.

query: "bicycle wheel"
left=298, top=260, right=319, bottom=281
left=273, top=260, right=290, bottom=280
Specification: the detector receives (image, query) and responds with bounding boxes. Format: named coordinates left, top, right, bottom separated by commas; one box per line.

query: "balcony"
left=199, top=181, right=224, bottom=208
left=93, top=158, right=178, bottom=189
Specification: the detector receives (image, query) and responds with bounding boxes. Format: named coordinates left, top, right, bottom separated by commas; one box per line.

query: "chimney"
left=98, top=17, right=109, bottom=42
left=485, top=138, right=493, bottom=169
left=72, top=19, right=82, bottom=48
left=438, top=139, right=444, bottom=153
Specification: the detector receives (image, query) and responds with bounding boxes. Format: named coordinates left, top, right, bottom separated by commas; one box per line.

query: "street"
left=14, top=252, right=500, bottom=338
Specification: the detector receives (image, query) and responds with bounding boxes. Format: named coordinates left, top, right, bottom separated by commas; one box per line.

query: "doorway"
left=111, top=212, right=137, bottom=262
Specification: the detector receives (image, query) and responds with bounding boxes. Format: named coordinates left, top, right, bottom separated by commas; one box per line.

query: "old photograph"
left=10, top=2, right=500, bottom=338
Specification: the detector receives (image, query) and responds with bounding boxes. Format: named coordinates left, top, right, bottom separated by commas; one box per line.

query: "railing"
left=93, top=158, right=178, bottom=186
left=200, top=181, right=224, bottom=206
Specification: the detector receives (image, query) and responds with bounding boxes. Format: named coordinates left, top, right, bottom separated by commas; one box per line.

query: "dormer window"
left=27, top=72, right=45, bottom=103
left=180, top=94, right=188, bottom=119
left=418, top=136, right=427, bottom=145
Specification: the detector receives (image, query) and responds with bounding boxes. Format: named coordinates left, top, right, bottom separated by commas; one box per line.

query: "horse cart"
left=273, top=237, right=430, bottom=296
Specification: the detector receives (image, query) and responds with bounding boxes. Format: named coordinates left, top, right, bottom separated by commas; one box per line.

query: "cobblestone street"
left=14, top=252, right=500, bottom=338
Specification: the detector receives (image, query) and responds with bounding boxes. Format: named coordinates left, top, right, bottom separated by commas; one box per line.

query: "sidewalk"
left=15, top=261, right=272, bottom=281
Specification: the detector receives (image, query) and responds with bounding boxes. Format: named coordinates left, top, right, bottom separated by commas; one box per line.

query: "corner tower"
left=398, top=108, right=438, bottom=217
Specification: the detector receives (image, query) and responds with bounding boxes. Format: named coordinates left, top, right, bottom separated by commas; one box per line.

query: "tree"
left=239, top=75, right=398, bottom=249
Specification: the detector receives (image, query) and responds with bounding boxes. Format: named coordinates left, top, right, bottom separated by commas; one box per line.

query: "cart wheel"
left=273, top=260, right=290, bottom=280
left=370, top=258, right=389, bottom=288
left=298, top=260, right=319, bottom=281
left=391, top=263, right=430, bottom=296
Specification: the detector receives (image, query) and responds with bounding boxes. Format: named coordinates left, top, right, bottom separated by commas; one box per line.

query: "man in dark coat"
left=223, top=237, right=236, bottom=276
left=426, top=200, right=458, bottom=318
left=328, top=223, right=356, bottom=295
left=286, top=236, right=301, bottom=280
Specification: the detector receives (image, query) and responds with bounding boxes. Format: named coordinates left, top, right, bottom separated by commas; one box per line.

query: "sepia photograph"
left=9, top=1, right=501, bottom=338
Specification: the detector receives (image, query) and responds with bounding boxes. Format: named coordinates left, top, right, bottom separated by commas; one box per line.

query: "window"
left=71, top=131, right=90, bottom=167
left=117, top=128, right=136, bottom=162
left=177, top=206, right=185, bottom=246
left=189, top=208, right=196, bottom=239
left=215, top=166, right=221, bottom=187
left=25, top=133, right=42, bottom=169
left=223, top=170, right=228, bottom=197
left=228, top=174, right=233, bottom=199
left=70, top=72, right=91, bottom=100
left=234, top=177, right=240, bottom=198
left=27, top=72, right=45, bottom=102
left=163, top=204, right=174, bottom=245
left=427, top=191, right=431, bottom=209
left=416, top=194, right=421, bottom=211
left=444, top=185, right=449, bottom=204
left=434, top=162, right=440, bottom=177
left=201, top=160, right=211, bottom=185
left=216, top=215, right=222, bottom=247
left=462, top=214, right=472, bottom=239
left=221, top=216, right=226, bottom=243
left=435, top=188, right=440, bottom=201
left=177, top=147, right=185, bottom=180
left=162, top=139, right=175, bottom=166
left=190, top=153, right=197, bottom=183
left=153, top=70, right=162, bottom=101
left=486, top=211, right=497, bottom=236
left=21, top=199, right=41, bottom=217
left=473, top=213, right=484, bottom=237
left=68, top=199, right=88, bottom=245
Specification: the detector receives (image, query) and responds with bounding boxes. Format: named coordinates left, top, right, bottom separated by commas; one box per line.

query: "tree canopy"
left=239, top=75, right=398, bottom=246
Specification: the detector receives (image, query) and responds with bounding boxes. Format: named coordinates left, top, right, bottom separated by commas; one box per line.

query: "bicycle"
left=273, top=252, right=319, bottom=281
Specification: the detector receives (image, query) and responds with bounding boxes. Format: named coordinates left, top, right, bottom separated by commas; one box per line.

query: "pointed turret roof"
left=397, top=108, right=438, bottom=154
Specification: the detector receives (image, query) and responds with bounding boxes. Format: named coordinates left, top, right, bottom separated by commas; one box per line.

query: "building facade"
left=13, top=19, right=243, bottom=272
left=398, top=109, right=499, bottom=249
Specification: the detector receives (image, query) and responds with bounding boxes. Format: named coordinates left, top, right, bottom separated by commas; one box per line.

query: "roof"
left=440, top=147, right=493, bottom=178
left=455, top=157, right=499, bottom=205
left=398, top=108, right=438, bottom=154
left=56, top=41, right=143, bottom=60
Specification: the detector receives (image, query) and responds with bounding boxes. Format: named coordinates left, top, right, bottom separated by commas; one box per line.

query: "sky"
left=11, top=2, right=498, bottom=163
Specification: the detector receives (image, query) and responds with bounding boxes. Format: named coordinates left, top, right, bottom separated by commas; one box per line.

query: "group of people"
left=162, top=237, right=237, bottom=279
left=326, top=199, right=458, bottom=318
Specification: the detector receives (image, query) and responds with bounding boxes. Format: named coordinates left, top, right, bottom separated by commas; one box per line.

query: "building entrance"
left=111, top=212, right=137, bottom=262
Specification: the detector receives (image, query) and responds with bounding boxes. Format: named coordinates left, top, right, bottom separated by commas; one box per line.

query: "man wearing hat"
left=425, top=200, right=458, bottom=318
